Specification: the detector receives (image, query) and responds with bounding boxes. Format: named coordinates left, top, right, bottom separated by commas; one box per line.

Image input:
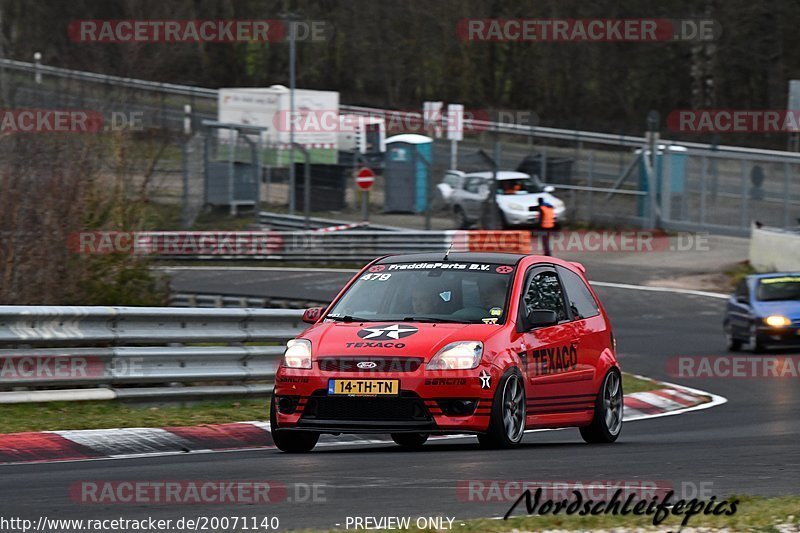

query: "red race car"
left=271, top=252, right=621, bottom=452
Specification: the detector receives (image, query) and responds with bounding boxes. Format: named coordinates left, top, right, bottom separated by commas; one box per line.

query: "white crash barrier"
left=749, top=224, right=800, bottom=272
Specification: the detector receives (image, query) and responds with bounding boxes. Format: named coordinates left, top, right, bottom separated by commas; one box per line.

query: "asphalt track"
left=1, top=270, right=799, bottom=530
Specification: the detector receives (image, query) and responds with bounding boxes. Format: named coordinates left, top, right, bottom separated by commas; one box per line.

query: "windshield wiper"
left=402, top=316, right=473, bottom=324
left=326, top=315, right=372, bottom=322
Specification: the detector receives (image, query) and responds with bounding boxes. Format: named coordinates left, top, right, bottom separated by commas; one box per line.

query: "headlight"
left=283, top=339, right=312, bottom=369
left=507, top=202, right=524, bottom=211
left=765, top=315, right=791, bottom=328
left=426, top=341, right=483, bottom=370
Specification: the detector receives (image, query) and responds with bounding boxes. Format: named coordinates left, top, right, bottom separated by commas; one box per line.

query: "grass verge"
left=0, top=397, right=269, bottom=434
left=621, top=372, right=660, bottom=394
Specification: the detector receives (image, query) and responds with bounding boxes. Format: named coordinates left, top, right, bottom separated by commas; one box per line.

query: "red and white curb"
left=0, top=379, right=723, bottom=465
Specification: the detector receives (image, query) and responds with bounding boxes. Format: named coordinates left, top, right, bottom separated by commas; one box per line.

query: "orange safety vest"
left=540, top=204, right=555, bottom=229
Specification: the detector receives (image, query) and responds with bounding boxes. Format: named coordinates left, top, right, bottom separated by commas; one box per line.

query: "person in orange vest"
left=536, top=197, right=556, bottom=256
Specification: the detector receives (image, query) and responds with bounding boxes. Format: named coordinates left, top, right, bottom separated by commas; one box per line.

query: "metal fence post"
left=784, top=162, right=791, bottom=228
left=740, top=161, right=749, bottom=229
left=700, top=155, right=707, bottom=225
left=587, top=152, right=594, bottom=222
left=33, top=52, right=42, bottom=84
left=181, top=139, right=190, bottom=229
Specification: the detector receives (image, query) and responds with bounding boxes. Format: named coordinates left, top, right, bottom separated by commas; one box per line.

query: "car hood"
left=301, top=321, right=502, bottom=361
left=752, top=300, right=800, bottom=321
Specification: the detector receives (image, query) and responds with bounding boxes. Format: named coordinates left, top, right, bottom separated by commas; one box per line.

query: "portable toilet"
left=383, top=134, right=432, bottom=213
left=637, top=144, right=687, bottom=220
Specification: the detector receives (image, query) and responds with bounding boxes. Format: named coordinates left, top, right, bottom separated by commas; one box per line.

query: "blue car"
left=724, top=273, right=800, bottom=352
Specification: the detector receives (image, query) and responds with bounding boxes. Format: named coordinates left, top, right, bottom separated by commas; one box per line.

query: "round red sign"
left=356, top=167, right=375, bottom=191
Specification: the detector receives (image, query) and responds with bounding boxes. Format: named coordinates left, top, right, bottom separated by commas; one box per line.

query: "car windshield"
left=497, top=177, right=546, bottom=195
left=756, top=277, right=800, bottom=301
left=326, top=261, right=515, bottom=324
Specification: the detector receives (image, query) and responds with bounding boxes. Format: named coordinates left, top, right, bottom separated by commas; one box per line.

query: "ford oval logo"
left=357, top=361, right=378, bottom=369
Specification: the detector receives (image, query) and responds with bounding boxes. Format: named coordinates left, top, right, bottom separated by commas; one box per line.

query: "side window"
left=443, top=173, right=462, bottom=188
left=557, top=266, right=600, bottom=319
left=464, top=178, right=489, bottom=194
left=464, top=177, right=481, bottom=193
left=522, top=269, right=568, bottom=322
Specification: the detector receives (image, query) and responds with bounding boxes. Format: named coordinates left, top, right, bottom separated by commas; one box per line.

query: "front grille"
left=302, top=391, right=431, bottom=421
left=318, top=357, right=423, bottom=373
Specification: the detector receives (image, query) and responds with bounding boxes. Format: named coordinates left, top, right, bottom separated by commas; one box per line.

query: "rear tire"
left=727, top=335, right=743, bottom=351
left=391, top=433, right=429, bottom=449
left=270, top=396, right=319, bottom=453
left=478, top=368, right=526, bottom=449
left=580, top=369, right=623, bottom=444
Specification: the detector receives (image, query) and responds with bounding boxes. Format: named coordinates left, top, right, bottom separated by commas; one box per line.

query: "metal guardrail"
left=71, top=229, right=533, bottom=261
left=0, top=57, right=217, bottom=99
left=170, top=293, right=327, bottom=309
left=0, top=306, right=306, bottom=403
left=151, top=229, right=531, bottom=260
left=257, top=212, right=403, bottom=232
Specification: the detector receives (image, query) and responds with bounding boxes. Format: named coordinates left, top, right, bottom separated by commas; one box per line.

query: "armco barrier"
left=258, top=212, right=403, bottom=232
left=749, top=224, right=800, bottom=272
left=0, top=306, right=305, bottom=403
left=70, top=229, right=533, bottom=261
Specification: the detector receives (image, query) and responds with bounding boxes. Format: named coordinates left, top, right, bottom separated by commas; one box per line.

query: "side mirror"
left=521, top=308, right=559, bottom=331
left=736, top=294, right=749, bottom=305
left=544, top=185, right=555, bottom=193
left=302, top=307, right=324, bottom=324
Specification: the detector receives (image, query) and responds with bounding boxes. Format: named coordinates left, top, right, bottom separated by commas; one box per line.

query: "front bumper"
left=501, top=207, right=567, bottom=227
left=273, top=364, right=498, bottom=434
left=756, top=325, right=800, bottom=346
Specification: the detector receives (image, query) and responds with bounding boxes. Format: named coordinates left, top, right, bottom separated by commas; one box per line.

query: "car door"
left=556, top=265, right=606, bottom=395
left=517, top=266, right=584, bottom=402
left=461, top=177, right=489, bottom=221
left=727, top=279, right=753, bottom=339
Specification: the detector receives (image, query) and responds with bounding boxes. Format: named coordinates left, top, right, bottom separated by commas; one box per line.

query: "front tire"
left=270, top=396, right=319, bottom=453
left=580, top=369, right=623, bottom=444
left=749, top=322, right=767, bottom=353
left=478, top=368, right=526, bottom=449
left=724, top=322, right=743, bottom=351
left=391, top=433, right=429, bottom=449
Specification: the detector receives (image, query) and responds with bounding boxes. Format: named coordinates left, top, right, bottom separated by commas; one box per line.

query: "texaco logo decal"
left=357, top=324, right=418, bottom=341
left=495, top=266, right=513, bottom=274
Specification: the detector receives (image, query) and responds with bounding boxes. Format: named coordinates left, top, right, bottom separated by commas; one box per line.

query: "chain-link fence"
left=3, top=56, right=800, bottom=235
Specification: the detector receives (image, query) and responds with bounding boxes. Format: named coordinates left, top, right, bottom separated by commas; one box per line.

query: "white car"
left=438, top=170, right=567, bottom=229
